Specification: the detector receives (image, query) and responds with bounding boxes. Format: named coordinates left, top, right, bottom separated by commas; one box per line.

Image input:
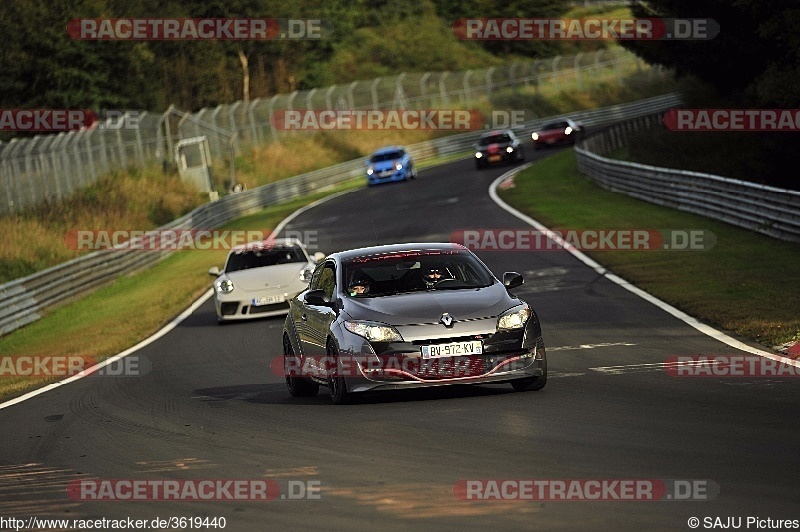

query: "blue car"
left=366, top=146, right=416, bottom=185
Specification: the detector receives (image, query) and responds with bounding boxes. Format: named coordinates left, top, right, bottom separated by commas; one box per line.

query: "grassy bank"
left=498, top=150, right=800, bottom=350
left=0, top=179, right=363, bottom=399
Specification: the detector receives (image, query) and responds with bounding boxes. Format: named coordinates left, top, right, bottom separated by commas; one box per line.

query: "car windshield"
left=479, top=134, right=511, bottom=146
left=225, top=245, right=306, bottom=273
left=343, top=250, right=494, bottom=297
left=370, top=151, right=403, bottom=163
left=542, top=121, right=569, bottom=130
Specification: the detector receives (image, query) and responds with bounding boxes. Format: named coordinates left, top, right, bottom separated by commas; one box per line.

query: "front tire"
left=326, top=341, right=350, bottom=404
left=284, top=335, right=319, bottom=397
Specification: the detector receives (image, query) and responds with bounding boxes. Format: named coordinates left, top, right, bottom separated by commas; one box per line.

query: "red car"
left=531, top=118, right=584, bottom=149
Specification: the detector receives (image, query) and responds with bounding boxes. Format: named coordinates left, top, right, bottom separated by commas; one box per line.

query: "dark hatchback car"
left=281, top=243, right=547, bottom=404
left=474, top=129, right=525, bottom=169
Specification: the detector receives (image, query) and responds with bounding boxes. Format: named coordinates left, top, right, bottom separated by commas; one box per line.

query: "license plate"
left=251, top=295, right=285, bottom=306
left=488, top=155, right=502, bottom=162
left=421, top=341, right=483, bottom=359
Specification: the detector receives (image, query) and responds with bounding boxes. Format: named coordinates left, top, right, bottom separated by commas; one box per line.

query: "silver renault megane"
left=281, top=243, right=547, bottom=403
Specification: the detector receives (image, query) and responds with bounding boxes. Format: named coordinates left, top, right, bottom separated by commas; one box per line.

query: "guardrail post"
left=347, top=81, right=358, bottom=109
left=268, top=95, right=279, bottom=140
left=463, top=70, right=474, bottom=108
left=306, top=88, right=317, bottom=110
left=325, top=86, right=336, bottom=110
left=439, top=72, right=450, bottom=107
left=248, top=98, right=261, bottom=144
left=371, top=78, right=381, bottom=110
left=552, top=56, right=561, bottom=91
left=420, top=72, right=431, bottom=107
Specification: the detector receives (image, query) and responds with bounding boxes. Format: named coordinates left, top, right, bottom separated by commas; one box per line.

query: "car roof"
left=371, top=145, right=405, bottom=155
left=229, top=237, right=305, bottom=253
left=480, top=129, right=514, bottom=137
left=329, top=242, right=468, bottom=262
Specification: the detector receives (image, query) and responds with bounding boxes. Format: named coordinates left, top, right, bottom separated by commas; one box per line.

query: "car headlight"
left=475, top=151, right=483, bottom=158
left=344, top=321, right=403, bottom=342
left=395, top=162, right=403, bottom=171
left=565, top=126, right=573, bottom=135
left=506, top=146, right=514, bottom=153
left=532, top=132, right=539, bottom=140
left=215, top=278, right=234, bottom=294
left=367, top=166, right=374, bottom=175
left=497, top=304, right=531, bottom=331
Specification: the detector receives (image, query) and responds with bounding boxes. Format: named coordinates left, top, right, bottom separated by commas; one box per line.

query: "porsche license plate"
left=252, top=295, right=285, bottom=306
left=421, top=341, right=483, bottom=359
left=488, top=155, right=502, bottom=162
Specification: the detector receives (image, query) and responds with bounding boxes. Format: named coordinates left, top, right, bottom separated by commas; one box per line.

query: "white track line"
left=488, top=165, right=800, bottom=369
left=0, top=189, right=355, bottom=411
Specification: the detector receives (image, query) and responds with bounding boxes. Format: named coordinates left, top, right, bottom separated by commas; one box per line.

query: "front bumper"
left=214, top=288, right=297, bottom=320
left=367, top=168, right=409, bottom=185
left=323, top=321, right=546, bottom=393
left=476, top=148, right=520, bottom=165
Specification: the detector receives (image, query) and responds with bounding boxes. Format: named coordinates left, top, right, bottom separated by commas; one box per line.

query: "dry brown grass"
left=0, top=166, right=204, bottom=283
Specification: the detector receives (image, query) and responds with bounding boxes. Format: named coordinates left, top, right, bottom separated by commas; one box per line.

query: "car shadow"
left=193, top=382, right=515, bottom=406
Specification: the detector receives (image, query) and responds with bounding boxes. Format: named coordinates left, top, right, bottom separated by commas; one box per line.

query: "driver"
left=349, top=282, right=369, bottom=296
left=423, top=266, right=453, bottom=288
left=348, top=271, right=371, bottom=296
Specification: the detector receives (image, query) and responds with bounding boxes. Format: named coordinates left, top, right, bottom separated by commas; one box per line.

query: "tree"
left=620, top=0, right=800, bottom=106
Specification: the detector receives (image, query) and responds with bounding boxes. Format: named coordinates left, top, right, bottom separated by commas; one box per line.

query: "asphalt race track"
left=1, top=147, right=798, bottom=531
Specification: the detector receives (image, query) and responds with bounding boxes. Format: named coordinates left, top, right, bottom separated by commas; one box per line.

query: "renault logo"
left=440, top=313, right=454, bottom=327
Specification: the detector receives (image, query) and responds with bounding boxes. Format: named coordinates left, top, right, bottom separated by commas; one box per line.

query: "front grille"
left=247, top=301, right=290, bottom=314
left=411, top=334, right=491, bottom=346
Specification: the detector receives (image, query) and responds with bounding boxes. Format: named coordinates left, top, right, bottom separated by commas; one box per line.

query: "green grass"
left=499, top=150, right=800, bottom=350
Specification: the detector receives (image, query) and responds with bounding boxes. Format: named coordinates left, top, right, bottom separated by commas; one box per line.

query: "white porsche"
left=208, top=238, right=324, bottom=323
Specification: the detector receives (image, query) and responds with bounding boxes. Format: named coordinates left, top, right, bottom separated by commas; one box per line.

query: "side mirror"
left=304, top=289, right=332, bottom=307
left=312, top=252, right=326, bottom=263
left=503, top=272, right=524, bottom=290
left=208, top=266, right=221, bottom=277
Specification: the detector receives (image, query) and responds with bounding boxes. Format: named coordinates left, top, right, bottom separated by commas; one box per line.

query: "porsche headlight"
left=395, top=162, right=403, bottom=171
left=344, top=321, right=403, bottom=342
left=532, top=132, right=539, bottom=140
left=215, top=278, right=234, bottom=294
left=475, top=151, right=483, bottom=158
left=565, top=126, right=573, bottom=135
left=497, top=304, right=531, bottom=331
left=506, top=146, right=514, bottom=153
left=367, top=166, right=375, bottom=175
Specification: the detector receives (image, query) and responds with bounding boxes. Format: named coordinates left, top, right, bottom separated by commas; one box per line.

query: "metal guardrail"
left=0, top=94, right=681, bottom=337
left=575, top=114, right=800, bottom=243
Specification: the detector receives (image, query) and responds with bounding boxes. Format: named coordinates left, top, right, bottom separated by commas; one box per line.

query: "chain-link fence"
left=0, top=47, right=662, bottom=214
